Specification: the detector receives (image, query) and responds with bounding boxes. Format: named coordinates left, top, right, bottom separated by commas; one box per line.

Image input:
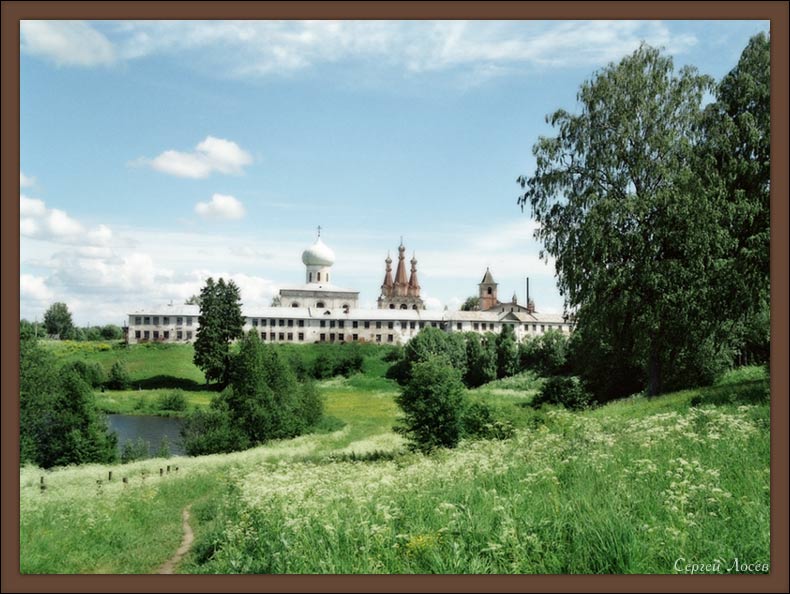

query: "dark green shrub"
left=157, top=390, right=187, bottom=411
left=296, top=380, right=324, bottom=430
left=462, top=401, right=515, bottom=440
left=383, top=346, right=404, bottom=363
left=181, top=406, right=248, bottom=456
left=312, top=352, right=334, bottom=379
left=394, top=355, right=466, bottom=453
left=62, top=360, right=106, bottom=388
left=464, top=333, right=497, bottom=388
left=532, top=376, right=591, bottom=411
left=107, top=360, right=131, bottom=390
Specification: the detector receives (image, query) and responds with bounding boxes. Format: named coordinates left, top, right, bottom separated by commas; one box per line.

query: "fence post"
left=160, top=468, right=164, bottom=477
left=108, top=471, right=113, bottom=481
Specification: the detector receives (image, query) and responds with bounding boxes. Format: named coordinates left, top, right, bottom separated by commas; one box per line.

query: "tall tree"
left=20, top=338, right=117, bottom=468
left=518, top=44, right=724, bottom=396
left=464, top=332, right=496, bottom=387
left=495, top=324, right=519, bottom=379
left=698, top=32, right=771, bottom=360
left=43, top=302, right=74, bottom=339
left=193, top=277, right=245, bottom=385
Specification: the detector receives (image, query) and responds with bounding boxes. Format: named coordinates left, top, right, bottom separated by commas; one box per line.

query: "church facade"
left=126, top=232, right=572, bottom=346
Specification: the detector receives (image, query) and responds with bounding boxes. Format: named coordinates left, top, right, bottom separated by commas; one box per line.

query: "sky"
left=19, top=19, right=770, bottom=326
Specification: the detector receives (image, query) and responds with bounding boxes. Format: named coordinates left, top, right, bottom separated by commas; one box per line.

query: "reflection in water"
left=107, top=414, right=186, bottom=457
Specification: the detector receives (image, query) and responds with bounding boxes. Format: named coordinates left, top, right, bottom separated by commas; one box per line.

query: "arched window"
left=317, top=272, right=321, bottom=282
left=389, top=304, right=395, bottom=309
left=487, top=287, right=492, bottom=295
left=342, top=304, right=349, bottom=312
left=309, top=273, right=313, bottom=282
left=316, top=301, right=325, bottom=308
left=327, top=274, right=330, bottom=282
left=400, top=304, right=408, bottom=310
left=412, top=305, right=418, bottom=310
left=292, top=302, right=300, bottom=308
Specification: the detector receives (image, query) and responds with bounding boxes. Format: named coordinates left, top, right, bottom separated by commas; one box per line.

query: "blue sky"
left=19, top=20, right=770, bottom=325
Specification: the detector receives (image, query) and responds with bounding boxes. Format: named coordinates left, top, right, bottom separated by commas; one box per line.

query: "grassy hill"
left=19, top=352, right=770, bottom=574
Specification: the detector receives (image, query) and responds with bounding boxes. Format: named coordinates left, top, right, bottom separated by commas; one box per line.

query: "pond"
left=107, top=414, right=186, bottom=457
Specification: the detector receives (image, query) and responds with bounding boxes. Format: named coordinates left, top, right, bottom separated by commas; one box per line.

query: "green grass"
left=19, top=361, right=770, bottom=575
left=42, top=340, right=208, bottom=389
left=94, top=389, right=216, bottom=417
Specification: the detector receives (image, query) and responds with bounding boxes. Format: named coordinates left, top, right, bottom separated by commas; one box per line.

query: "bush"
left=310, top=347, right=364, bottom=380
left=461, top=401, right=515, bottom=440
left=394, top=355, right=466, bottom=453
left=519, top=330, right=569, bottom=377
left=532, top=376, right=591, bottom=411
left=312, top=352, right=335, bottom=379
left=464, top=333, right=497, bottom=388
left=107, top=360, right=131, bottom=390
left=61, top=360, right=106, bottom=388
left=156, top=436, right=171, bottom=458
left=383, top=346, right=404, bottom=363
left=121, top=437, right=150, bottom=463
left=157, top=390, right=187, bottom=411
left=390, top=326, right=467, bottom=386
left=296, top=380, right=324, bottom=430
left=181, top=405, right=249, bottom=456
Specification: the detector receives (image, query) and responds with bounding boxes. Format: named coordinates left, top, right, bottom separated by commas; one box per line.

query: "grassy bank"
left=93, top=389, right=215, bottom=417
left=20, top=366, right=769, bottom=574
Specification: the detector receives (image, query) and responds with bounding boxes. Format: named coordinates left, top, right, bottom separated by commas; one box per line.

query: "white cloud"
left=142, top=136, right=253, bottom=179
left=20, top=218, right=564, bottom=325
left=195, top=193, right=246, bottom=220
left=23, top=20, right=699, bottom=81
left=20, top=195, right=46, bottom=217
left=20, top=171, right=36, bottom=188
left=20, top=194, right=113, bottom=246
left=21, top=20, right=116, bottom=67
left=20, top=274, right=53, bottom=302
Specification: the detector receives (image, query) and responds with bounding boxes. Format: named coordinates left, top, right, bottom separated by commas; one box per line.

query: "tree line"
left=21, top=302, right=124, bottom=342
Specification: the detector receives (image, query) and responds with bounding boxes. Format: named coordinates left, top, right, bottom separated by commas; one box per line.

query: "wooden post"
left=40, top=476, right=45, bottom=485
left=122, top=477, right=128, bottom=485
left=174, top=466, right=178, bottom=472
left=108, top=471, right=113, bottom=481
left=167, top=465, right=171, bottom=473
left=160, top=468, right=164, bottom=476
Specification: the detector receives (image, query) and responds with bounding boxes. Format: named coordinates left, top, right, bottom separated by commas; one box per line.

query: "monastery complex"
left=126, top=231, right=572, bottom=345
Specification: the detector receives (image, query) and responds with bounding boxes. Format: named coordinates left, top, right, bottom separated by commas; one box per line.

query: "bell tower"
left=479, top=267, right=498, bottom=311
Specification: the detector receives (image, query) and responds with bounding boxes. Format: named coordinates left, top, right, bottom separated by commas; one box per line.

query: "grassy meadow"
left=20, top=342, right=770, bottom=574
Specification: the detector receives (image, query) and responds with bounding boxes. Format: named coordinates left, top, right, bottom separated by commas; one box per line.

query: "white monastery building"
left=126, top=231, right=572, bottom=345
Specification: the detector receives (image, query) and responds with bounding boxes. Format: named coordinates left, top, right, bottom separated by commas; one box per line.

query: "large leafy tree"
left=20, top=338, right=117, bottom=468
left=43, top=302, right=74, bottom=339
left=698, top=33, right=771, bottom=362
left=193, top=277, right=245, bottom=385
left=518, top=44, right=730, bottom=396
